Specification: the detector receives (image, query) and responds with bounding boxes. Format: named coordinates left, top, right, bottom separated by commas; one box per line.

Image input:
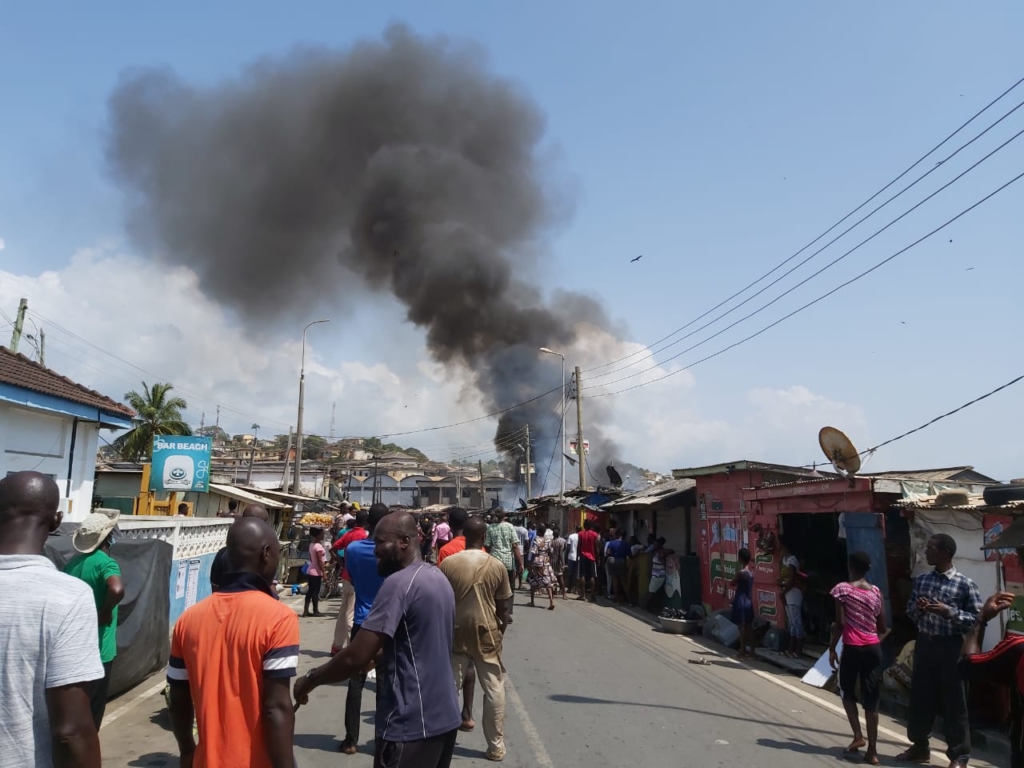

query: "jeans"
left=344, top=625, right=369, bottom=745
left=452, top=652, right=505, bottom=757
left=908, top=634, right=969, bottom=760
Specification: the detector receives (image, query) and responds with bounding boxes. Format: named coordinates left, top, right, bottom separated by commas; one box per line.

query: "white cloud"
left=0, top=237, right=5, bottom=252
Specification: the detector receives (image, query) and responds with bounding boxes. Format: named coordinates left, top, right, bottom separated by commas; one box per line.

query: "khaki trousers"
left=332, top=579, right=356, bottom=651
left=451, top=652, right=505, bottom=757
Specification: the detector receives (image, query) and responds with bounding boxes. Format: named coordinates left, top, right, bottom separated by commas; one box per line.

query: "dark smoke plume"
left=107, top=25, right=627, bottom=488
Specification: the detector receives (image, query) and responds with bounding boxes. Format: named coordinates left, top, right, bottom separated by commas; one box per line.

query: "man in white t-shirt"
left=566, top=526, right=581, bottom=597
left=778, top=536, right=805, bottom=659
left=0, top=471, right=104, bottom=768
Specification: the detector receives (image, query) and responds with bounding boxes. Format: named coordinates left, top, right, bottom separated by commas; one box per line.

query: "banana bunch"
left=299, top=512, right=335, bottom=527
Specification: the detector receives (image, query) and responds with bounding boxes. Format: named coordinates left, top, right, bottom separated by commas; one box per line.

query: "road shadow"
left=128, top=754, right=178, bottom=767
left=292, top=732, right=365, bottom=753
left=757, top=737, right=856, bottom=761
left=148, top=709, right=173, bottom=733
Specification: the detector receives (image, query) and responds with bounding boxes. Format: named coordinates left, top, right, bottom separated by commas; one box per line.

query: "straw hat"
left=73, top=508, right=121, bottom=554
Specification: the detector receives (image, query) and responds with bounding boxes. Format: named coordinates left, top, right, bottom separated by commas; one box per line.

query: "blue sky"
left=2, top=3, right=1023, bottom=479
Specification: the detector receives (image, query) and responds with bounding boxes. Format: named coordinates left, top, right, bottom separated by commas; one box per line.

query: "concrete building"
left=0, top=348, right=134, bottom=521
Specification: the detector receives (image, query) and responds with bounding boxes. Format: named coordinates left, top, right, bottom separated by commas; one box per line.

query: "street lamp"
left=293, top=319, right=330, bottom=493
left=539, top=347, right=566, bottom=502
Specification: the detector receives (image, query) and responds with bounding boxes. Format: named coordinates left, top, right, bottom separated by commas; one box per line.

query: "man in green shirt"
left=64, top=508, right=125, bottom=729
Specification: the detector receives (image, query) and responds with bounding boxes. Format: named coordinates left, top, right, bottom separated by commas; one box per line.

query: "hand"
left=293, top=671, right=315, bottom=706
left=916, top=596, right=931, bottom=612
left=922, top=601, right=952, bottom=616
left=829, top=649, right=839, bottom=671
left=981, top=592, right=1015, bottom=623
left=360, top=658, right=376, bottom=675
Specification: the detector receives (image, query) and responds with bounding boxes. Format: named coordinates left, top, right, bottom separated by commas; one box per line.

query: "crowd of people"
left=4, top=470, right=1024, bottom=768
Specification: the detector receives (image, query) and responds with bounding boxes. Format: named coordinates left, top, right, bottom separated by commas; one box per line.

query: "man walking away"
left=64, top=508, right=125, bottom=729
left=550, top=528, right=567, bottom=599
left=335, top=502, right=389, bottom=754
left=485, top=509, right=522, bottom=623
left=566, top=526, right=580, bottom=596
left=897, top=534, right=981, bottom=767
left=295, top=512, right=462, bottom=768
left=210, top=504, right=271, bottom=592
left=331, top=508, right=369, bottom=655
left=577, top=520, right=600, bottom=602
left=605, top=529, right=631, bottom=604
left=441, top=517, right=512, bottom=761
left=0, top=471, right=103, bottom=768
left=513, top=520, right=529, bottom=590
left=168, top=518, right=298, bottom=768
left=439, top=507, right=469, bottom=565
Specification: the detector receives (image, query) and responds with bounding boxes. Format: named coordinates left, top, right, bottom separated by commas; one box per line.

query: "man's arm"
left=513, top=543, right=523, bottom=573
left=99, top=574, right=125, bottom=625
left=47, top=683, right=101, bottom=768
left=906, top=576, right=922, bottom=623
left=262, top=676, right=296, bottom=768
left=168, top=681, right=197, bottom=767
left=944, top=578, right=984, bottom=630
left=495, top=597, right=511, bottom=634
left=294, top=628, right=387, bottom=703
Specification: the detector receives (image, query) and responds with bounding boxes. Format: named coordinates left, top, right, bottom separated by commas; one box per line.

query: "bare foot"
left=548, top=604, right=555, bottom=610
left=865, top=752, right=880, bottom=766
left=459, top=719, right=475, bottom=732
left=846, top=737, right=866, bottom=753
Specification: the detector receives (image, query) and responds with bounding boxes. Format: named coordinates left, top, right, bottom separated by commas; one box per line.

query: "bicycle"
left=319, top=558, right=340, bottom=600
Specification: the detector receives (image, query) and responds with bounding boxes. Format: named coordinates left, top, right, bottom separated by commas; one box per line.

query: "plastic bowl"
left=659, top=617, right=701, bottom=635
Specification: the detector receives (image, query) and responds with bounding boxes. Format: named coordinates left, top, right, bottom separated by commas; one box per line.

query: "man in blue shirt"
left=336, top=502, right=389, bottom=755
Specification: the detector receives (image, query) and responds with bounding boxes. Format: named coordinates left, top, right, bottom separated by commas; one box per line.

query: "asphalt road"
left=101, top=588, right=1004, bottom=768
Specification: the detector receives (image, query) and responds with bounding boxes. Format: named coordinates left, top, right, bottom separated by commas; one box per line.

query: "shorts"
left=839, top=643, right=883, bottom=712
left=577, top=558, right=597, bottom=580
left=567, top=560, right=578, bottom=584
left=786, top=603, right=805, bottom=639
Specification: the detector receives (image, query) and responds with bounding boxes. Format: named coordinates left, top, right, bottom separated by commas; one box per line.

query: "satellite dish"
left=818, top=426, right=862, bottom=476
left=606, top=465, right=623, bottom=488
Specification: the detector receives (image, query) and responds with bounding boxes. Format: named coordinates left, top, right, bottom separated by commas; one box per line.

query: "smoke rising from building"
left=107, top=24, right=629, bottom=489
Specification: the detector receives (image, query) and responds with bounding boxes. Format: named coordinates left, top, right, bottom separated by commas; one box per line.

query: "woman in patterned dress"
left=529, top=523, right=557, bottom=610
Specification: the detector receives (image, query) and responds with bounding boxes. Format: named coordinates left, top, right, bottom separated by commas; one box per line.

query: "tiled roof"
left=0, top=347, right=135, bottom=419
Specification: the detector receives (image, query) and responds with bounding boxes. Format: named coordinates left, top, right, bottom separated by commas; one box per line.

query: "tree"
left=113, top=382, right=192, bottom=461
left=301, top=435, right=328, bottom=460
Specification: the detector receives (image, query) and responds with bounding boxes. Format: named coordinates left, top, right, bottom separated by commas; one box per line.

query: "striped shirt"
left=0, top=555, right=104, bottom=768
left=168, top=572, right=299, bottom=768
left=830, top=582, right=882, bottom=645
left=907, top=566, right=982, bottom=637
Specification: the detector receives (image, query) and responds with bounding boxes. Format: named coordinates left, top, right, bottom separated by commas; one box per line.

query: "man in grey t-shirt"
left=0, top=471, right=104, bottom=768
left=295, top=511, right=461, bottom=768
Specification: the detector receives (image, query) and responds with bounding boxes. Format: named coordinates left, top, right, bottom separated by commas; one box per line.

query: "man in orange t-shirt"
left=168, top=518, right=298, bottom=768
left=438, top=508, right=470, bottom=565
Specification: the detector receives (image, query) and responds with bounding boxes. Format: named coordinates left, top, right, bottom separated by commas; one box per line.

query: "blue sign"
left=150, top=436, right=212, bottom=493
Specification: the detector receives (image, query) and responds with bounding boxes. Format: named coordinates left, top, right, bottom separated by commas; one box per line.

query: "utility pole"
left=329, top=401, right=336, bottom=441
left=279, top=427, right=294, bottom=491
left=215, top=405, right=221, bottom=438
left=372, top=454, right=381, bottom=505
left=9, top=298, right=28, bottom=353
left=455, top=467, right=462, bottom=507
left=524, top=424, right=533, bottom=499
left=478, top=460, right=486, bottom=510
left=199, top=412, right=206, bottom=432
left=38, top=329, right=45, bottom=367
left=575, top=366, right=586, bottom=490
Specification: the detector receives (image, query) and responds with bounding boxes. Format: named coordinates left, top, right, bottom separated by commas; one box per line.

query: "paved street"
left=101, top=589, right=1003, bottom=768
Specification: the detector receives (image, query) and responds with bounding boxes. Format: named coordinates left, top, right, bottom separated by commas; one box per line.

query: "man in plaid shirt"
left=898, top=533, right=981, bottom=767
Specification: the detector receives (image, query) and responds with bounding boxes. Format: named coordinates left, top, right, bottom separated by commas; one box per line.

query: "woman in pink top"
left=829, top=551, right=890, bottom=765
left=304, top=527, right=327, bottom=618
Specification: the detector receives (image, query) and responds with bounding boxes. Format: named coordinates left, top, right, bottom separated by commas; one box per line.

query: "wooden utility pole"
left=9, top=298, right=28, bottom=353
left=478, top=460, right=486, bottom=510
left=38, top=329, right=45, bottom=367
left=524, top=424, right=533, bottom=499
left=575, top=366, right=586, bottom=490
left=279, top=427, right=294, bottom=491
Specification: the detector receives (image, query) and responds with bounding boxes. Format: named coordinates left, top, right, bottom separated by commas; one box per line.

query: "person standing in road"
left=433, top=510, right=452, bottom=560
left=439, top=507, right=469, bottom=565
left=550, top=527, right=567, bottom=599
left=828, top=551, right=889, bottom=766
left=64, top=508, right=126, bottom=729
left=295, top=512, right=462, bottom=768
left=440, top=517, right=512, bottom=761
left=303, top=527, right=327, bottom=617
left=576, top=520, right=600, bottom=602
left=605, top=529, right=631, bottom=605
left=513, top=519, right=529, bottom=590
left=528, top=523, right=557, bottom=611
left=566, top=526, right=580, bottom=596
left=731, top=548, right=755, bottom=660
left=0, top=471, right=104, bottom=768
left=485, top=509, right=523, bottom=623
left=335, top=502, right=390, bottom=755
left=778, top=536, right=806, bottom=659
left=168, top=517, right=298, bottom=768
left=897, top=534, right=981, bottom=768
left=210, top=504, right=272, bottom=592
left=330, top=508, right=369, bottom=655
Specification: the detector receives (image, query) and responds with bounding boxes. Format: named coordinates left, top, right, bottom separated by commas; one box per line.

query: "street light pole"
left=294, top=319, right=330, bottom=493
left=539, top=348, right=566, bottom=502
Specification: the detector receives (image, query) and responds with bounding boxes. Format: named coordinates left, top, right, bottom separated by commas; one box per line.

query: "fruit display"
left=298, top=512, right=334, bottom=528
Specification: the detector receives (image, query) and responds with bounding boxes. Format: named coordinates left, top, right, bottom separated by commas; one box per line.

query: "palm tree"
left=114, top=382, right=192, bottom=461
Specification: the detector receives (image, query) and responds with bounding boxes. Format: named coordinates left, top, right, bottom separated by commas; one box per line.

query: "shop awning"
left=208, top=483, right=288, bottom=509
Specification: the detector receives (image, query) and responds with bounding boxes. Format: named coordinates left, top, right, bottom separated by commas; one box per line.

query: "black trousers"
left=374, top=728, right=457, bottom=768
left=305, top=575, right=322, bottom=614
left=89, top=661, right=113, bottom=729
left=908, top=634, right=970, bottom=760
left=505, top=569, right=515, bottom=617
left=345, top=625, right=369, bottom=745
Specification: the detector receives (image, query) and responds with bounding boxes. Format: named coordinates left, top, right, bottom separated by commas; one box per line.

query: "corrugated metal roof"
left=860, top=466, right=999, bottom=483
left=894, top=494, right=1024, bottom=512
left=602, top=478, right=696, bottom=509
left=672, top=459, right=826, bottom=479
left=208, top=483, right=289, bottom=508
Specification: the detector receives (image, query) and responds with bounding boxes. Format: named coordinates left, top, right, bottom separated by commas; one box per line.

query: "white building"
left=0, top=348, right=134, bottom=521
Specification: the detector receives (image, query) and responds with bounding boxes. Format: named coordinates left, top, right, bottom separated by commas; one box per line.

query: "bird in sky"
left=630, top=254, right=643, bottom=263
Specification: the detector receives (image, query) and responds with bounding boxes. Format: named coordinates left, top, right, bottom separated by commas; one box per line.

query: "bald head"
left=241, top=504, right=270, bottom=522
left=226, top=517, right=280, bottom=584
left=373, top=511, right=420, bottom=577
left=0, top=471, right=62, bottom=555
left=464, top=517, right=488, bottom=549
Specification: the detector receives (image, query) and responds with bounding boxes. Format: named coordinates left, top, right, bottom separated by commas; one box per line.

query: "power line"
left=585, top=129, right=1024, bottom=392
left=584, top=72, right=1024, bottom=376
left=587, top=93, right=1024, bottom=385
left=588, top=166, right=1024, bottom=399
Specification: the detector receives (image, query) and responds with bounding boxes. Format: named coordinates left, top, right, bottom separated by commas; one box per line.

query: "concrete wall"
left=0, top=402, right=100, bottom=522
